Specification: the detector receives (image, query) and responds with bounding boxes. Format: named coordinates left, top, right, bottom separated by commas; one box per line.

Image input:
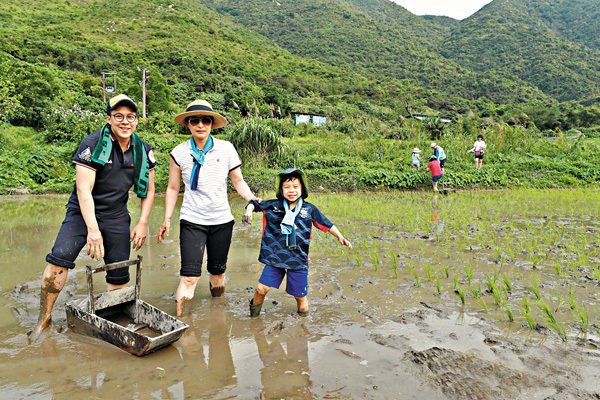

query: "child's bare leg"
left=176, top=276, right=200, bottom=317
left=295, top=296, right=309, bottom=313
left=433, top=183, right=439, bottom=192
left=253, top=283, right=270, bottom=305
left=250, top=283, right=270, bottom=317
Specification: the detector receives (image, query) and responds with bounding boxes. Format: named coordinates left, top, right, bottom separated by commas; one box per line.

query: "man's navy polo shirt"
left=66, top=129, right=155, bottom=218
left=250, top=199, right=333, bottom=270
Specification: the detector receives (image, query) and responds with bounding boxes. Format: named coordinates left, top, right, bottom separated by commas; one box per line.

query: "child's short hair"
left=276, top=168, right=309, bottom=200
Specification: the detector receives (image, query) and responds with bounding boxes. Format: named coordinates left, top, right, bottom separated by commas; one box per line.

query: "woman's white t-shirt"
left=170, top=138, right=242, bottom=225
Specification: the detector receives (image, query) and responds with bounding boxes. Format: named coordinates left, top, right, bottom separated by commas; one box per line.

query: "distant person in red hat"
left=30, top=94, right=156, bottom=342
left=157, top=100, right=259, bottom=317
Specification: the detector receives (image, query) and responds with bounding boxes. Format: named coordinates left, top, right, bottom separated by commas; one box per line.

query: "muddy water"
left=1, top=192, right=599, bottom=399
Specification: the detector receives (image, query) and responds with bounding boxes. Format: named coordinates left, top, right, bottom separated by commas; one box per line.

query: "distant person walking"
left=431, top=143, right=446, bottom=172
left=157, top=100, right=258, bottom=317
left=468, top=135, right=487, bottom=169
left=425, top=155, right=444, bottom=192
left=411, top=148, right=422, bottom=170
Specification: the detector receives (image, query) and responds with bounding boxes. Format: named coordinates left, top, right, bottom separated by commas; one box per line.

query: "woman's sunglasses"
left=187, top=116, right=213, bottom=126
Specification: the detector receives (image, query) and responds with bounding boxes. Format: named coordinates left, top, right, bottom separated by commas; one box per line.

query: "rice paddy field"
left=0, top=188, right=598, bottom=399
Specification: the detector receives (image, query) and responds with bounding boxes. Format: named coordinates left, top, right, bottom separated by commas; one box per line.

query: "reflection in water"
left=253, top=320, right=313, bottom=399
left=430, top=195, right=445, bottom=233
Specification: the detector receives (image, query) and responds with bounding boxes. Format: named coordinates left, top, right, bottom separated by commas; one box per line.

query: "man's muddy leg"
left=175, top=276, right=200, bottom=317
left=29, top=264, right=68, bottom=343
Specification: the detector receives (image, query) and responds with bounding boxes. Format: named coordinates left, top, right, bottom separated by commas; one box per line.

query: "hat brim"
left=174, top=110, right=228, bottom=128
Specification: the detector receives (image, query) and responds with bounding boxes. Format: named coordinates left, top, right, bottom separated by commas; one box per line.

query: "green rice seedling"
left=491, top=285, right=504, bottom=306
left=554, top=262, right=562, bottom=277
left=502, top=274, right=512, bottom=294
left=529, top=273, right=542, bottom=301
left=370, top=248, right=381, bottom=271
left=465, top=265, right=474, bottom=286
left=593, top=267, right=600, bottom=282
left=505, top=305, right=514, bottom=322
left=477, top=297, right=489, bottom=314
left=424, top=262, right=434, bottom=282
left=412, top=269, right=421, bottom=288
left=470, top=285, right=482, bottom=299
left=444, top=265, right=450, bottom=279
left=435, top=274, right=442, bottom=295
left=453, top=273, right=459, bottom=290
left=577, top=306, right=589, bottom=335
left=390, top=251, right=399, bottom=278
left=531, top=252, right=546, bottom=269
left=353, top=252, right=363, bottom=268
left=567, top=287, right=578, bottom=311
left=485, top=274, right=495, bottom=293
left=539, top=300, right=567, bottom=342
left=521, top=305, right=536, bottom=330
left=456, top=285, right=466, bottom=306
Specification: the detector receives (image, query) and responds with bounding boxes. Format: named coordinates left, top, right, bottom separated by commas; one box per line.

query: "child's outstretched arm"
left=329, top=225, right=352, bottom=250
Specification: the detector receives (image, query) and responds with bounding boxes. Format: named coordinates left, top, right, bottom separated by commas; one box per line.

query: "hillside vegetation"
left=0, top=0, right=599, bottom=194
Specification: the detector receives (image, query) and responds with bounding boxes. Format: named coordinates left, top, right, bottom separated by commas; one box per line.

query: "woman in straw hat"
left=157, top=100, right=259, bottom=316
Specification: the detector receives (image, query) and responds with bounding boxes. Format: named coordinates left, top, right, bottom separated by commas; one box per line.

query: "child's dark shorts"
left=432, top=174, right=443, bottom=184
left=259, top=265, right=308, bottom=297
left=179, top=219, right=234, bottom=277
left=45, top=209, right=131, bottom=285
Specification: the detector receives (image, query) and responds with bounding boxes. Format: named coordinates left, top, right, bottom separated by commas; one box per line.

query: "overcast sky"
left=390, top=0, right=494, bottom=20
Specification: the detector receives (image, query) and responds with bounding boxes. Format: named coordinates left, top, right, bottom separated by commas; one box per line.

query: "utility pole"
left=101, top=72, right=116, bottom=102
left=138, top=67, right=150, bottom=119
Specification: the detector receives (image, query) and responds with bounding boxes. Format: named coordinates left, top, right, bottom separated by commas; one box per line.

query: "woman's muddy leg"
left=176, top=276, right=200, bottom=316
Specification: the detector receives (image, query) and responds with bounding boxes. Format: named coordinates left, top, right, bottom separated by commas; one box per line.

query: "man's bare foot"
left=28, top=319, right=51, bottom=344
left=176, top=296, right=192, bottom=317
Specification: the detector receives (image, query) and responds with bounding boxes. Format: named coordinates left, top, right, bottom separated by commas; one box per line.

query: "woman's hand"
left=157, top=219, right=170, bottom=243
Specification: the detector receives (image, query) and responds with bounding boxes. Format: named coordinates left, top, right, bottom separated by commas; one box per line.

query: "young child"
left=243, top=168, right=352, bottom=317
left=411, top=148, right=422, bottom=170
left=424, top=155, right=444, bottom=191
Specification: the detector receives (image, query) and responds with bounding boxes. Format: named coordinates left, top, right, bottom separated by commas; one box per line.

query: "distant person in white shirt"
left=468, top=134, right=487, bottom=169
left=157, top=100, right=259, bottom=316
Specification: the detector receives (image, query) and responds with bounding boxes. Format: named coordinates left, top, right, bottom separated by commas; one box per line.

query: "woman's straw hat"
left=174, top=100, right=228, bottom=128
left=413, top=148, right=421, bottom=153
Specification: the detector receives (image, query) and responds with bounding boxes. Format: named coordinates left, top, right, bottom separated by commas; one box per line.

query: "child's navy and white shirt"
left=249, top=199, right=333, bottom=270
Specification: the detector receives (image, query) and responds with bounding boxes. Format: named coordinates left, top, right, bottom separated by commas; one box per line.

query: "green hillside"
left=1, top=0, right=410, bottom=128
left=1, top=0, right=599, bottom=194
left=521, top=0, right=600, bottom=51
left=442, top=0, right=600, bottom=102
left=201, top=0, right=552, bottom=106
left=201, top=0, right=600, bottom=105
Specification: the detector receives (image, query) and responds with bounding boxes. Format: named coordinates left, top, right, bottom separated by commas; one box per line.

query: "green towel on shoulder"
left=91, top=123, right=150, bottom=198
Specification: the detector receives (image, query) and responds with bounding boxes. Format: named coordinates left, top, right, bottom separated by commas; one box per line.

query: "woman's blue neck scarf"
left=189, top=135, right=214, bottom=191
left=281, top=198, right=303, bottom=249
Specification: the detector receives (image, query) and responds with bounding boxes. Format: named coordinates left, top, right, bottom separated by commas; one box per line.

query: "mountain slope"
left=201, top=0, right=550, bottom=105
left=442, top=0, right=600, bottom=101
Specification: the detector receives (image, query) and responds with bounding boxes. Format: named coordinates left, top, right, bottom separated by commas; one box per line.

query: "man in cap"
left=29, top=94, right=156, bottom=342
